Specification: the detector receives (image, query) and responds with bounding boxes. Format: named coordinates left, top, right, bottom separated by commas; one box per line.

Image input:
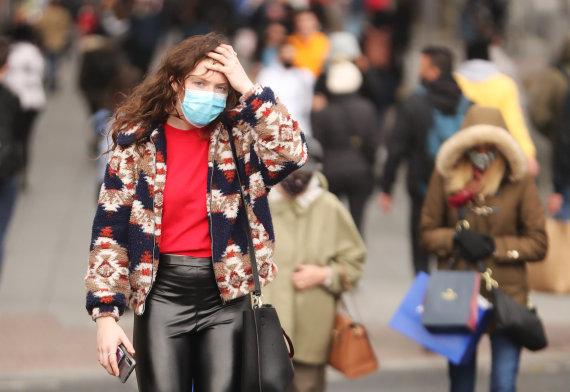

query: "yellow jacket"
left=455, top=60, right=536, bottom=157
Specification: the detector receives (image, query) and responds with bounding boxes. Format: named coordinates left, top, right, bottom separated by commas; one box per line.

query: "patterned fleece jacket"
left=85, top=85, right=308, bottom=321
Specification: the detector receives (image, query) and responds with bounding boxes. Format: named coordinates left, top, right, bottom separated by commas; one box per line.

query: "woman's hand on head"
left=96, top=316, right=135, bottom=377
left=205, top=44, right=254, bottom=95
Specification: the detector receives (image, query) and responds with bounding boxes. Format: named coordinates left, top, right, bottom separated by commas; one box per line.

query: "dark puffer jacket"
left=311, top=93, right=379, bottom=184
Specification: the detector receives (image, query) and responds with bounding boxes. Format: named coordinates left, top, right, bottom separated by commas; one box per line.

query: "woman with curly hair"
left=84, top=32, right=307, bottom=391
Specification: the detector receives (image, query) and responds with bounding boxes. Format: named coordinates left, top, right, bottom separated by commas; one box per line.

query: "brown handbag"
left=328, top=300, right=379, bottom=378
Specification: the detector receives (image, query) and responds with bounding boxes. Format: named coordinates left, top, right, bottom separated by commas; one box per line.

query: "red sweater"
left=160, top=123, right=212, bottom=257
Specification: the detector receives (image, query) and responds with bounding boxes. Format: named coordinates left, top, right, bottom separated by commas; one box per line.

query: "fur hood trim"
left=435, top=124, right=527, bottom=181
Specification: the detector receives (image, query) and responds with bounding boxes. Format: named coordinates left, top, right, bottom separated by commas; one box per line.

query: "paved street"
left=1, top=8, right=570, bottom=390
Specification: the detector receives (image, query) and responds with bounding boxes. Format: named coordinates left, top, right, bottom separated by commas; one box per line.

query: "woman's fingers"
left=96, top=317, right=127, bottom=377
left=217, top=44, right=237, bottom=58
left=205, top=45, right=253, bottom=95
left=109, top=347, right=120, bottom=376
left=99, top=347, right=116, bottom=375
left=208, top=45, right=237, bottom=64
left=120, top=331, right=136, bottom=356
left=207, top=51, right=229, bottom=65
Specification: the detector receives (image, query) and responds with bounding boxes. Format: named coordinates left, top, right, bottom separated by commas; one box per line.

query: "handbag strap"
left=227, top=128, right=262, bottom=302
left=335, top=266, right=366, bottom=325
left=282, top=328, right=295, bottom=358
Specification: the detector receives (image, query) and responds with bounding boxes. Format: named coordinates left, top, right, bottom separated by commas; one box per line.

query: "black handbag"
left=228, top=130, right=295, bottom=392
left=481, top=268, right=548, bottom=351
left=422, top=270, right=481, bottom=333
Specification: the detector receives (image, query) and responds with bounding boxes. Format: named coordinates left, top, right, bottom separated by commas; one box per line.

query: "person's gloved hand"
left=454, top=230, right=495, bottom=263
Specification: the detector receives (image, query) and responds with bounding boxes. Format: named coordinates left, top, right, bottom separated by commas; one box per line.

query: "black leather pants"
left=133, top=254, right=250, bottom=392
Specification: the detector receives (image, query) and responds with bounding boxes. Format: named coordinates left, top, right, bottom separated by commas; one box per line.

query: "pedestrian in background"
left=419, top=105, right=547, bottom=392
left=84, top=32, right=307, bottom=391
left=256, top=41, right=315, bottom=136
left=378, top=46, right=471, bottom=276
left=455, top=40, right=540, bottom=176
left=527, top=32, right=570, bottom=219
left=4, top=22, right=45, bottom=189
left=548, top=75, right=570, bottom=220
left=287, top=8, right=330, bottom=78
left=0, top=36, right=23, bottom=280
left=77, top=35, right=142, bottom=190
left=255, top=22, right=288, bottom=69
left=528, top=32, right=570, bottom=144
left=265, top=137, right=366, bottom=392
left=35, top=0, right=72, bottom=91
left=358, top=16, right=400, bottom=123
left=312, top=60, right=379, bottom=234
left=122, top=0, right=163, bottom=74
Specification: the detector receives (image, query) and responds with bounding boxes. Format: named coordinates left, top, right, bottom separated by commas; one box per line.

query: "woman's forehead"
left=186, top=59, right=228, bottom=84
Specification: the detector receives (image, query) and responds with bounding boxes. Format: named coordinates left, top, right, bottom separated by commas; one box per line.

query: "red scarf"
left=447, top=168, right=483, bottom=208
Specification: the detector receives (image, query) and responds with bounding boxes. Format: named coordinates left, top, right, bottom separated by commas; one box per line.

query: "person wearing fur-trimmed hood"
left=419, top=105, right=547, bottom=392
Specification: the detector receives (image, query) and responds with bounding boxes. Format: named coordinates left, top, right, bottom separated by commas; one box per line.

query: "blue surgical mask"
left=179, top=89, right=227, bottom=128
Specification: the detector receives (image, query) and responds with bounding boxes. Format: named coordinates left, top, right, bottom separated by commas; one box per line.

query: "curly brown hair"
left=109, top=32, right=239, bottom=150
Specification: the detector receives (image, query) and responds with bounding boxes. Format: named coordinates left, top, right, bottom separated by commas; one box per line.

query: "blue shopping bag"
left=389, top=271, right=492, bottom=365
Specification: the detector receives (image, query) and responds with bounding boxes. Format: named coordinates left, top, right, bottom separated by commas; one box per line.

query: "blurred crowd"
left=1, top=0, right=570, bottom=391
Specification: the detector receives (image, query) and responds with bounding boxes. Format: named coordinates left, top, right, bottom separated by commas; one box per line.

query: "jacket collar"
left=116, top=124, right=162, bottom=147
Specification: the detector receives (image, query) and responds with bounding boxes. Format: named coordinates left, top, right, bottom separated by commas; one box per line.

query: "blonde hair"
left=444, top=153, right=507, bottom=197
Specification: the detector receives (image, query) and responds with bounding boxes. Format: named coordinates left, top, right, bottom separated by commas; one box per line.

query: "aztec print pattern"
left=85, top=85, right=308, bottom=320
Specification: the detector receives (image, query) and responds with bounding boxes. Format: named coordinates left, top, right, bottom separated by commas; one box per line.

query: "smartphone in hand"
left=116, top=344, right=136, bottom=383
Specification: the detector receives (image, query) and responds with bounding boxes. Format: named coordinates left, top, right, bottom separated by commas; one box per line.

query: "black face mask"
left=282, top=61, right=294, bottom=69
left=280, top=172, right=312, bottom=196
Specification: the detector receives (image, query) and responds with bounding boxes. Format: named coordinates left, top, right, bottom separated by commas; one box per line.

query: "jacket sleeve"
left=493, top=175, right=548, bottom=263
left=225, top=84, right=308, bottom=187
left=85, top=145, right=135, bottom=321
left=501, top=79, right=537, bottom=158
left=379, top=101, right=413, bottom=194
left=418, top=171, right=456, bottom=257
left=326, top=201, right=367, bottom=295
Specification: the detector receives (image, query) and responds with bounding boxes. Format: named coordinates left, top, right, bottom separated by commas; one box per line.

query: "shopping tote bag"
left=422, top=270, right=480, bottom=333
left=527, top=218, right=570, bottom=293
left=389, top=272, right=492, bottom=365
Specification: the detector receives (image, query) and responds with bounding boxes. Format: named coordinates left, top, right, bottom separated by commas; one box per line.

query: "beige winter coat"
left=264, top=172, right=366, bottom=365
left=419, top=106, right=548, bottom=307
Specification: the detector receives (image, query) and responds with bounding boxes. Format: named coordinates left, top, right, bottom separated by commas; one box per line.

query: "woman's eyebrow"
left=187, top=75, right=208, bottom=81
left=187, top=75, right=228, bottom=86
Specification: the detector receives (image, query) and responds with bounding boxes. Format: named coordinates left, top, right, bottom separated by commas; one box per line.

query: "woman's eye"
left=217, top=86, right=228, bottom=92
left=193, top=81, right=204, bottom=86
